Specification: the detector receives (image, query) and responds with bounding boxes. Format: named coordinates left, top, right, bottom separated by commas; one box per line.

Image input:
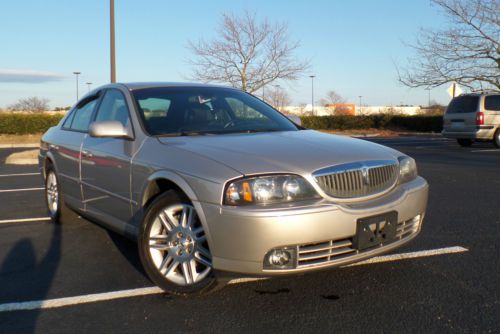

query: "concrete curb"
left=5, top=149, right=39, bottom=165
left=0, top=143, right=39, bottom=149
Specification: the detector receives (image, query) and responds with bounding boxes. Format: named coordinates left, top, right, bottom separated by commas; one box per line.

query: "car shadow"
left=106, top=230, right=147, bottom=278
left=0, top=223, right=62, bottom=333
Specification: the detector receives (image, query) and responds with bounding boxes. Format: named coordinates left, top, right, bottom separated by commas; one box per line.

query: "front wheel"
left=457, top=138, right=473, bottom=147
left=138, top=190, right=220, bottom=295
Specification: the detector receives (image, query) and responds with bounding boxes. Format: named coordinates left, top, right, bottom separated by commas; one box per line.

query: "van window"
left=485, top=95, right=500, bottom=111
left=446, top=96, right=479, bottom=114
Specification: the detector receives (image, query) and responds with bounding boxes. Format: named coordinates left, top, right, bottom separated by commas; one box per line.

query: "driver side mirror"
left=287, top=114, right=302, bottom=126
left=89, top=121, right=132, bottom=139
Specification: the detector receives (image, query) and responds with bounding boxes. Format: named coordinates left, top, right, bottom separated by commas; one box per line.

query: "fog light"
left=263, top=248, right=297, bottom=269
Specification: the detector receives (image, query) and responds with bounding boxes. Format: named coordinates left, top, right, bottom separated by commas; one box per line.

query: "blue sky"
left=0, top=0, right=452, bottom=108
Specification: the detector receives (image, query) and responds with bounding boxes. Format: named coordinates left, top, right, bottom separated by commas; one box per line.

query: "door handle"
left=81, top=150, right=93, bottom=158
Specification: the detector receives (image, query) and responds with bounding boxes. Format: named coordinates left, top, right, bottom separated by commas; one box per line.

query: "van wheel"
left=457, top=138, right=473, bottom=147
left=494, top=130, right=500, bottom=148
left=138, top=190, right=223, bottom=296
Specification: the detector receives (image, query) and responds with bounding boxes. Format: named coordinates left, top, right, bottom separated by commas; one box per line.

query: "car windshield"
left=132, top=86, right=299, bottom=136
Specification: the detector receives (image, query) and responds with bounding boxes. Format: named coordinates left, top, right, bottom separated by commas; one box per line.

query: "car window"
left=484, top=95, right=500, bottom=111
left=62, top=109, right=76, bottom=129
left=95, top=89, right=132, bottom=130
left=70, top=99, right=98, bottom=132
left=446, top=95, right=479, bottom=114
left=132, top=87, right=297, bottom=136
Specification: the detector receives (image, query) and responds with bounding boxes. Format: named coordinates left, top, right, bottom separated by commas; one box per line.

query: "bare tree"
left=187, top=11, right=310, bottom=93
left=266, top=87, right=292, bottom=111
left=8, top=97, right=50, bottom=112
left=319, top=90, right=345, bottom=105
left=398, top=0, right=499, bottom=91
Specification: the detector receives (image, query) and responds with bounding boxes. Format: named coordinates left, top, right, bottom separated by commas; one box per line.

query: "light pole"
left=274, top=84, right=281, bottom=110
left=73, top=71, right=81, bottom=101
left=309, top=75, right=315, bottom=115
left=426, top=88, right=431, bottom=107
left=262, top=85, right=265, bottom=101
left=86, top=82, right=92, bottom=92
left=358, top=95, right=362, bottom=115
left=110, top=0, right=116, bottom=83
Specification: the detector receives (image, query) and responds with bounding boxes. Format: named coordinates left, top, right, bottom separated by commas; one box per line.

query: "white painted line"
left=0, top=217, right=51, bottom=224
left=0, top=246, right=468, bottom=313
left=345, top=246, right=468, bottom=267
left=0, top=187, right=44, bottom=193
left=0, top=172, right=39, bottom=177
left=471, top=149, right=500, bottom=153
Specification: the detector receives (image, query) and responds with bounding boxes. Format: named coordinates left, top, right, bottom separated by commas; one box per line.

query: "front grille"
left=313, top=160, right=399, bottom=198
left=296, top=215, right=421, bottom=268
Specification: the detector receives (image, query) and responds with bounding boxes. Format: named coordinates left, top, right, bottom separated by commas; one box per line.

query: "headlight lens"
left=224, top=175, right=319, bottom=206
left=398, top=156, right=418, bottom=183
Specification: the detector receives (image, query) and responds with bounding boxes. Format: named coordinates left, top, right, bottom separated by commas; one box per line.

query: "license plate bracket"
left=353, top=211, right=398, bottom=251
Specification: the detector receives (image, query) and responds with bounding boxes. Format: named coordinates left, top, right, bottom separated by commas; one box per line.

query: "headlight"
left=398, top=156, right=418, bottom=183
left=224, top=175, right=319, bottom=206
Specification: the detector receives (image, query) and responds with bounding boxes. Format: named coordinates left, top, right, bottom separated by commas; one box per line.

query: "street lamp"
left=426, top=88, right=431, bottom=107
left=73, top=71, right=81, bottom=102
left=358, top=95, right=362, bottom=115
left=86, top=82, right=93, bottom=92
left=309, top=75, right=315, bottom=115
left=110, top=0, right=116, bottom=83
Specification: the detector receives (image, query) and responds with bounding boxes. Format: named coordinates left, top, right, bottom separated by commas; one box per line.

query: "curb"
left=0, top=143, right=39, bottom=149
left=5, top=149, right=39, bottom=165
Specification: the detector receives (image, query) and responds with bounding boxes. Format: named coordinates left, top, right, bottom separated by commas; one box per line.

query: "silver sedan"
left=39, top=83, right=429, bottom=295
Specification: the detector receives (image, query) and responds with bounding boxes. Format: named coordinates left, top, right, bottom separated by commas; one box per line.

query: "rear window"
left=446, top=96, right=479, bottom=114
left=484, top=95, right=500, bottom=111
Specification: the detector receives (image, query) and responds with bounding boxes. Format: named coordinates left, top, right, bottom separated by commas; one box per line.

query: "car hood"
left=157, top=130, right=402, bottom=176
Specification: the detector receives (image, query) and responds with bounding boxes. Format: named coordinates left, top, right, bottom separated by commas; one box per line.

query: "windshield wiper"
left=158, top=131, right=210, bottom=137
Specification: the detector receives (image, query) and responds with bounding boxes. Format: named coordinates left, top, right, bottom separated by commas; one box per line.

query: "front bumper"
left=201, top=176, right=428, bottom=276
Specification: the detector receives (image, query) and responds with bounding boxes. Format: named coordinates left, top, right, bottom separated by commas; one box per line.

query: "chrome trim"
left=312, top=160, right=399, bottom=199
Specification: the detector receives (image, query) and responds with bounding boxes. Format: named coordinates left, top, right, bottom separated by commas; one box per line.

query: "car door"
left=51, top=94, right=100, bottom=208
left=80, top=88, right=135, bottom=226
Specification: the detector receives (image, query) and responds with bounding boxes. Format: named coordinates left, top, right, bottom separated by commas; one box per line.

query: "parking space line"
left=0, top=245, right=468, bottom=313
left=0, top=217, right=51, bottom=224
left=0, top=173, right=39, bottom=177
left=470, top=149, right=500, bottom=153
left=0, top=187, right=44, bottom=193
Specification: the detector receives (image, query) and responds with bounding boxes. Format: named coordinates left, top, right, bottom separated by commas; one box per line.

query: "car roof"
left=101, top=82, right=237, bottom=91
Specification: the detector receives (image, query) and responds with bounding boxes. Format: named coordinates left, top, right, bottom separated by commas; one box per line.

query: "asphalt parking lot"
left=0, top=136, right=498, bottom=333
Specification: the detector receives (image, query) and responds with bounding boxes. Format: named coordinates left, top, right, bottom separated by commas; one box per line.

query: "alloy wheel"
left=46, top=171, right=59, bottom=216
left=148, top=204, right=212, bottom=286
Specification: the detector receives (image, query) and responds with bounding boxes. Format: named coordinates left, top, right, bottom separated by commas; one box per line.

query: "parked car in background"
left=39, top=83, right=429, bottom=295
left=442, top=92, right=500, bottom=147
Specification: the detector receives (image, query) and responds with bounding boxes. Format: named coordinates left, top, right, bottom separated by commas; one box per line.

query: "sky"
left=0, top=0, right=454, bottom=109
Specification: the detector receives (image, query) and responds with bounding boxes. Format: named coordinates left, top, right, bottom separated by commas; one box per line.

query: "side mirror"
left=89, top=121, right=131, bottom=139
left=287, top=114, right=302, bottom=126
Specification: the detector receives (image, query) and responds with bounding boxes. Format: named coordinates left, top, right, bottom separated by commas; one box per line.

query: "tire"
left=138, top=190, right=222, bottom=296
left=44, top=165, right=70, bottom=223
left=494, top=130, right=500, bottom=148
left=457, top=138, right=473, bottom=147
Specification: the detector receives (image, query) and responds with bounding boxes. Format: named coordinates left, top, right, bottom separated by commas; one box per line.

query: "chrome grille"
left=313, top=160, right=399, bottom=198
left=296, top=215, right=421, bottom=268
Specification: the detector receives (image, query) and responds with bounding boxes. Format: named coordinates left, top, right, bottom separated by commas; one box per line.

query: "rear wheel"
left=493, top=130, right=500, bottom=148
left=44, top=166, right=70, bottom=223
left=138, top=190, right=221, bottom=295
left=457, top=138, right=473, bottom=147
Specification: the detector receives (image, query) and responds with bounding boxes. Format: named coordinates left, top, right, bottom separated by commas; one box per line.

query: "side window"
left=485, top=95, right=500, bottom=111
left=95, top=90, right=132, bottom=130
left=71, top=99, right=98, bottom=132
left=62, top=109, right=76, bottom=129
left=226, top=97, right=266, bottom=120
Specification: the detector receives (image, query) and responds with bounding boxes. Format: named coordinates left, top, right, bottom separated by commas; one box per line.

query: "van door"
left=444, top=95, right=480, bottom=134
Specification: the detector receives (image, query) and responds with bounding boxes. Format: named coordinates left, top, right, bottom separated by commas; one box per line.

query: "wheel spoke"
left=197, top=246, right=211, bottom=259
left=158, top=212, right=175, bottom=231
left=164, top=258, right=179, bottom=276
left=194, top=252, right=212, bottom=267
left=181, top=261, right=194, bottom=285
left=195, top=234, right=206, bottom=243
left=164, top=210, right=179, bottom=228
left=180, top=206, right=191, bottom=228
left=158, top=255, right=173, bottom=272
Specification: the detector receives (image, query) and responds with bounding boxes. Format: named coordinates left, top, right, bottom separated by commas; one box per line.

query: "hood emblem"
left=361, top=166, right=370, bottom=185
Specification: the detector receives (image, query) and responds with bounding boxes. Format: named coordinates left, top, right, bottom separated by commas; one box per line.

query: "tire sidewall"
left=138, top=190, right=217, bottom=296
left=45, top=167, right=62, bottom=222
left=494, top=130, right=500, bottom=148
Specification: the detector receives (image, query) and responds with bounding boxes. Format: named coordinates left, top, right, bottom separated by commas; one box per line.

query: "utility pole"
left=110, top=0, right=116, bottom=83
left=86, top=82, right=92, bottom=92
left=358, top=95, right=362, bottom=115
left=310, top=75, right=315, bottom=115
left=426, top=88, right=431, bottom=107
left=73, top=72, right=81, bottom=101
